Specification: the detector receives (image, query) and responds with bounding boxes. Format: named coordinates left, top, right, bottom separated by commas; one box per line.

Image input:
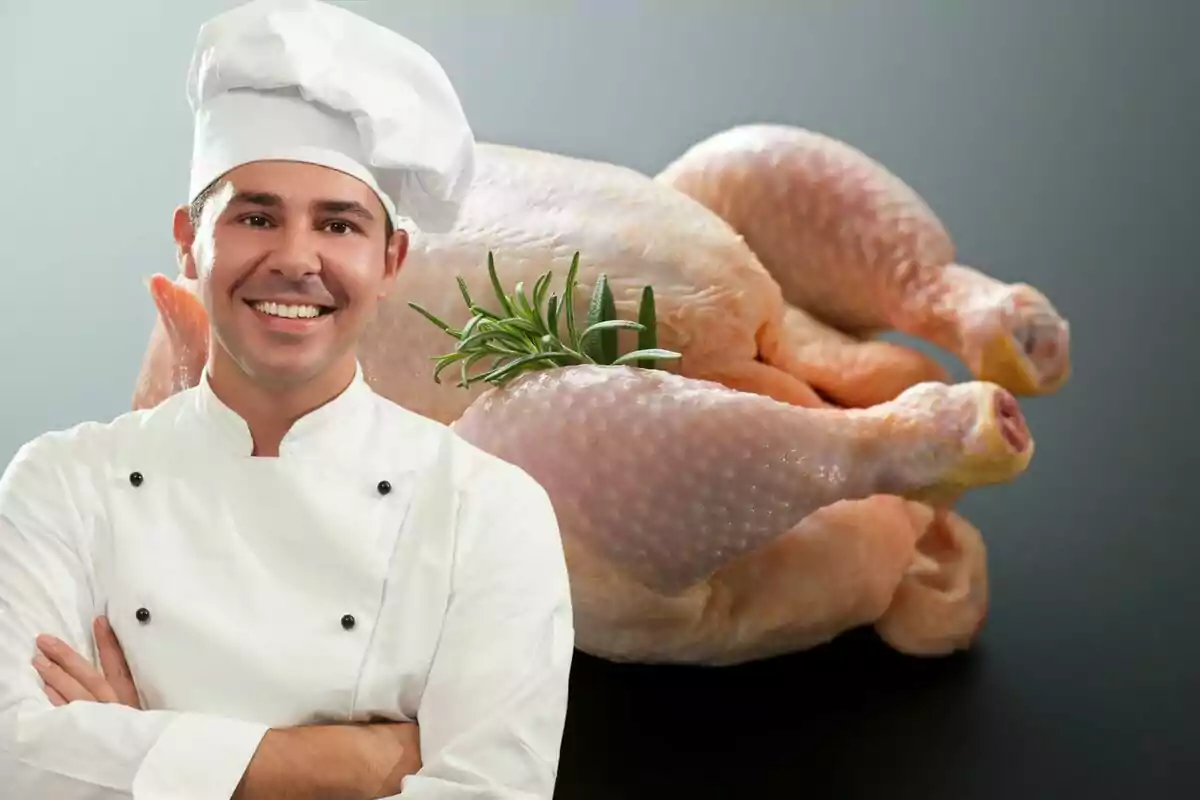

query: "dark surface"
left=556, top=624, right=1198, bottom=799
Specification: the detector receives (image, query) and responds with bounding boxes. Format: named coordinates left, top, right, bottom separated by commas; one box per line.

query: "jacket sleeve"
left=398, top=458, right=576, bottom=799
left=0, top=434, right=269, bottom=800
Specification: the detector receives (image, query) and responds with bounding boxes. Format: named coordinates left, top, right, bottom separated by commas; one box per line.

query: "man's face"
left=173, top=160, right=407, bottom=390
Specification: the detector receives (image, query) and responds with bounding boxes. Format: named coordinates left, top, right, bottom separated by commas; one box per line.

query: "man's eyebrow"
left=229, top=191, right=283, bottom=207
left=314, top=199, right=376, bottom=221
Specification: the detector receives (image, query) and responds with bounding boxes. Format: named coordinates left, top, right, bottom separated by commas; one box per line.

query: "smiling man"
left=182, top=167, right=404, bottom=457
left=0, top=1, right=575, bottom=798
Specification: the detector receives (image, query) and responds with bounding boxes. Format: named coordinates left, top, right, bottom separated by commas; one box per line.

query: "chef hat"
left=185, top=0, right=476, bottom=233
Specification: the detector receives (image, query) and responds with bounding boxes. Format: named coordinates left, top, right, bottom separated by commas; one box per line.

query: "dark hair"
left=187, top=179, right=396, bottom=240
left=187, top=180, right=220, bottom=229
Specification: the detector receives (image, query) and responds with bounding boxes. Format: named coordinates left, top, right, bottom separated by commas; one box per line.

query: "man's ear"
left=172, top=205, right=199, bottom=281
left=380, top=228, right=409, bottom=298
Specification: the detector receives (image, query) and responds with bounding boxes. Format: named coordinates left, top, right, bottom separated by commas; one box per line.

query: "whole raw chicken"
left=133, top=124, right=1070, bottom=666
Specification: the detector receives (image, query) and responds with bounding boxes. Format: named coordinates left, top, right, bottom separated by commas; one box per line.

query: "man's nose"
left=271, top=225, right=322, bottom=278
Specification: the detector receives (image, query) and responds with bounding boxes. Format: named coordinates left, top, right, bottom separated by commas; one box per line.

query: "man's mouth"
left=247, top=300, right=336, bottom=319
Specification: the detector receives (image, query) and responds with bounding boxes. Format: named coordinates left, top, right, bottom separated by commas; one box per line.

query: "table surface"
left=555, top=621, right=1198, bottom=800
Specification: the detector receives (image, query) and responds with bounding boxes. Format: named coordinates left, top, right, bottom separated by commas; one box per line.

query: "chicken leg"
left=657, top=124, right=1072, bottom=398
left=450, top=363, right=1030, bottom=595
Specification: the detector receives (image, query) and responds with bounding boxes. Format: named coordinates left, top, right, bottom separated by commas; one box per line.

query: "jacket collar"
left=191, top=362, right=375, bottom=458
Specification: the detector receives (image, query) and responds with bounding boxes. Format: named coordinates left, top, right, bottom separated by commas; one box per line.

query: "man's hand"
left=231, top=720, right=423, bottom=800
left=32, top=616, right=141, bottom=708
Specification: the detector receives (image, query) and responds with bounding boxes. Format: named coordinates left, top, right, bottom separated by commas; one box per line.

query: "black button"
left=376, top=480, right=391, bottom=495
left=129, top=472, right=143, bottom=487
left=136, top=607, right=151, bottom=623
left=341, top=614, right=356, bottom=630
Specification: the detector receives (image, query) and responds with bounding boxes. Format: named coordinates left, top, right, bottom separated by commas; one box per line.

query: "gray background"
left=1, top=1, right=1197, bottom=796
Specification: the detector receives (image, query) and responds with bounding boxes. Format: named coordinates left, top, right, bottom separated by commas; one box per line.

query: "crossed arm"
left=30, top=618, right=420, bottom=799
left=2, top=508, right=421, bottom=800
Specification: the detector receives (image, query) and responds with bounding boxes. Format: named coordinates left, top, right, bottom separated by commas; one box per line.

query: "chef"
left=0, top=0, right=575, bottom=798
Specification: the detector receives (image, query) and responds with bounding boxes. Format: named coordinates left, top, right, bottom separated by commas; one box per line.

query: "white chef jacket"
left=0, top=365, right=575, bottom=798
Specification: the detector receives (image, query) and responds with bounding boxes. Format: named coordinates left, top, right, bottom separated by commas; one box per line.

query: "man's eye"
left=239, top=215, right=272, bottom=228
left=325, top=220, right=357, bottom=235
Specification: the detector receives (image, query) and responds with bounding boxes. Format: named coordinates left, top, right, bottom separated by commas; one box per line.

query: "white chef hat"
left=185, top=0, right=475, bottom=233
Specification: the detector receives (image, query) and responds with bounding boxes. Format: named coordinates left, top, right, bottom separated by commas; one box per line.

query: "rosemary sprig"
left=407, top=250, right=681, bottom=389
left=636, top=285, right=657, bottom=369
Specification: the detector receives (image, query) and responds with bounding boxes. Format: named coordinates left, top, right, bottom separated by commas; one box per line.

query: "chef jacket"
left=0, top=364, right=575, bottom=798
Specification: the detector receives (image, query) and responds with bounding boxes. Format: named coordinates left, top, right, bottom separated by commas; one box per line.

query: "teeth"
left=253, top=301, right=323, bottom=319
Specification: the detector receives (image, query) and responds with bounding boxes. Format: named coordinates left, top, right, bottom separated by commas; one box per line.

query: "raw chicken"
left=131, top=124, right=1070, bottom=665
left=451, top=365, right=1027, bottom=664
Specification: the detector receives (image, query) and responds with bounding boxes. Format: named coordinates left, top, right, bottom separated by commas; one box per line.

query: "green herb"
left=407, top=250, right=681, bottom=389
left=636, top=285, right=658, bottom=369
